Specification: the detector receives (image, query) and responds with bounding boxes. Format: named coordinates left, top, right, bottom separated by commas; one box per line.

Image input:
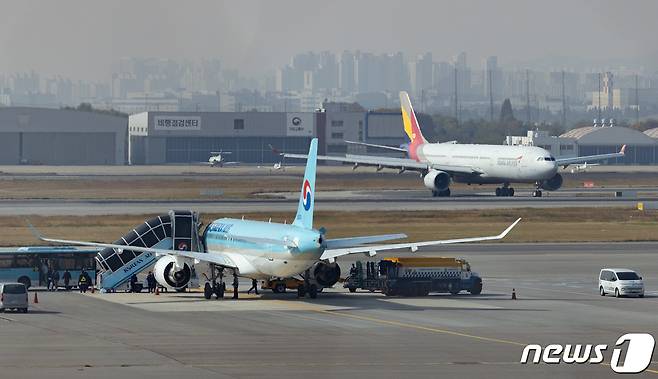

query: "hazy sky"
left=1, top=0, right=657, bottom=80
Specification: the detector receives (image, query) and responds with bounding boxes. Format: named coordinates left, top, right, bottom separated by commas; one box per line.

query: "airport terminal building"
left=0, top=107, right=127, bottom=165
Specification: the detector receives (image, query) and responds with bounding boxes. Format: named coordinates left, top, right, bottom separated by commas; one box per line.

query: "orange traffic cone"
left=33, top=292, right=39, bottom=304
left=155, top=286, right=160, bottom=296
left=512, top=288, right=517, bottom=300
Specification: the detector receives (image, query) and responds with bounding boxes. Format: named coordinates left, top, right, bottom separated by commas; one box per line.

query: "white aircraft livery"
left=29, top=138, right=520, bottom=299
left=284, top=92, right=625, bottom=197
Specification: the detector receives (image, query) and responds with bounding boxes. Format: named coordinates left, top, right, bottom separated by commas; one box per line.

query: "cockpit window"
left=544, top=157, right=556, bottom=161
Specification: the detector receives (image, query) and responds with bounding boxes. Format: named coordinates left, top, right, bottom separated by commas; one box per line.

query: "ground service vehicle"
left=345, top=257, right=482, bottom=296
left=599, top=268, right=645, bottom=298
left=0, top=283, right=29, bottom=313
left=262, top=277, right=304, bottom=293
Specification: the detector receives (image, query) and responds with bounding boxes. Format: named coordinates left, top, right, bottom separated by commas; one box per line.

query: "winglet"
left=620, top=145, right=626, bottom=155
left=498, top=218, right=522, bottom=239
left=26, top=219, right=45, bottom=242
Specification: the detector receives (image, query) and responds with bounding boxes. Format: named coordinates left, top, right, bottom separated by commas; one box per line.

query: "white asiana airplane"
left=29, top=138, right=520, bottom=299
left=283, top=91, right=625, bottom=198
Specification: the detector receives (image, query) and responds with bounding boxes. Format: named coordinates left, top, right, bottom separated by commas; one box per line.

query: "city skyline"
left=1, top=0, right=657, bottom=81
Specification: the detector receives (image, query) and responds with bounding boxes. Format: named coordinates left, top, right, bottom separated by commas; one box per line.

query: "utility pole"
left=526, top=69, right=531, bottom=125
left=561, top=70, right=567, bottom=127
left=635, top=74, right=640, bottom=126
left=488, top=69, right=494, bottom=122
left=597, top=72, right=602, bottom=122
left=454, top=66, right=459, bottom=127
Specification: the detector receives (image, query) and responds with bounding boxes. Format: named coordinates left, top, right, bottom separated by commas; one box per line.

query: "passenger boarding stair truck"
left=95, top=210, right=202, bottom=292
left=344, top=257, right=482, bottom=296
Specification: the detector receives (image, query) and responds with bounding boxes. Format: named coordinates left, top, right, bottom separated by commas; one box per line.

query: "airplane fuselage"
left=416, top=143, right=558, bottom=184
left=203, top=218, right=323, bottom=279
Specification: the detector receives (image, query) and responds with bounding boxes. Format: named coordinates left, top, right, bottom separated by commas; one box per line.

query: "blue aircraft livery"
left=293, top=138, right=317, bottom=229
left=302, top=179, right=312, bottom=211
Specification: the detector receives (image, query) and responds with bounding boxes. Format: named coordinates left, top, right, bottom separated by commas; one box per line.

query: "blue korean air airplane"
left=31, top=138, right=520, bottom=299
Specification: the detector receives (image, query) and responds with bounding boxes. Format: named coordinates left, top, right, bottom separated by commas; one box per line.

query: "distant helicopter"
left=208, top=151, right=239, bottom=167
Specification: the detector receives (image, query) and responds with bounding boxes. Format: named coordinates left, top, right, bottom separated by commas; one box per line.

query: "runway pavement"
left=1, top=194, right=653, bottom=215
left=2, top=242, right=656, bottom=378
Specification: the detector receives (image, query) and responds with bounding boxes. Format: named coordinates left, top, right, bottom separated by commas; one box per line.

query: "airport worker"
left=232, top=274, right=239, bottom=299
left=63, top=270, right=71, bottom=290
left=78, top=271, right=89, bottom=293
left=130, top=274, right=138, bottom=293
left=147, top=272, right=156, bottom=293
left=247, top=278, right=258, bottom=295
left=46, top=269, right=54, bottom=291
left=52, top=270, right=60, bottom=291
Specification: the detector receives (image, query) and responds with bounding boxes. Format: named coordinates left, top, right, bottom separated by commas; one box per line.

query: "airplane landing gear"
left=204, top=265, right=225, bottom=300
left=495, top=184, right=514, bottom=197
left=297, top=269, right=319, bottom=299
left=532, top=182, right=543, bottom=197
left=432, top=188, right=451, bottom=197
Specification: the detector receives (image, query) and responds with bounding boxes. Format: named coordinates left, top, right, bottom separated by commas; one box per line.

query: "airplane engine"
left=540, top=173, right=563, bottom=191
left=308, top=261, right=341, bottom=287
left=423, top=170, right=451, bottom=192
left=154, top=256, right=193, bottom=290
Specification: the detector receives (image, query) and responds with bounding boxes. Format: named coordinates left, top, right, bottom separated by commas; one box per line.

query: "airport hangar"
left=126, top=107, right=406, bottom=165
left=0, top=107, right=127, bottom=165
left=507, top=125, right=658, bottom=164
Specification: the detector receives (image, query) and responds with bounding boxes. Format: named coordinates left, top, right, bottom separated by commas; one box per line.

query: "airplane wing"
left=320, top=218, right=521, bottom=261
left=325, top=233, right=407, bottom=249
left=27, top=224, right=238, bottom=269
left=556, top=145, right=625, bottom=167
left=344, top=140, right=408, bottom=152
left=282, top=152, right=481, bottom=175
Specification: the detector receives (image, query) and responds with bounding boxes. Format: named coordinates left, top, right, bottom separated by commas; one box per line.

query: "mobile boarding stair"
left=95, top=210, right=202, bottom=291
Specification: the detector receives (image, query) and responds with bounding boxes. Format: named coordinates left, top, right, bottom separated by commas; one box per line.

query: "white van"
left=599, top=268, right=645, bottom=298
left=0, top=283, right=29, bottom=313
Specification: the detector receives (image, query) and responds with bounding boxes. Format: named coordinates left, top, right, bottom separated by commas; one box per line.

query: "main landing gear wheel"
left=204, top=283, right=213, bottom=300
left=495, top=186, right=515, bottom=197
left=432, top=189, right=451, bottom=197
left=273, top=282, right=286, bottom=293
left=308, top=284, right=318, bottom=299
left=214, top=282, right=225, bottom=299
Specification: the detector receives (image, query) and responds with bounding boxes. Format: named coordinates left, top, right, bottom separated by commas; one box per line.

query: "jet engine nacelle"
left=154, top=255, right=192, bottom=290
left=308, top=261, right=341, bottom=287
left=540, top=173, right=563, bottom=191
left=423, top=170, right=451, bottom=192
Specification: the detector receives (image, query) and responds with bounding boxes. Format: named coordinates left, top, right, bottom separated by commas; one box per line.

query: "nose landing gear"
left=495, top=183, right=515, bottom=197
left=204, top=264, right=226, bottom=300
left=532, top=182, right=543, bottom=198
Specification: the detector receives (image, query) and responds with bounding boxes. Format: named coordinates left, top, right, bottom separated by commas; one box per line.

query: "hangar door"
left=22, top=132, right=116, bottom=165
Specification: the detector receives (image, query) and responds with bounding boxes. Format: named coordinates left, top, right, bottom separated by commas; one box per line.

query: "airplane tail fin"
left=399, top=91, right=427, bottom=160
left=293, top=138, right=317, bottom=229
